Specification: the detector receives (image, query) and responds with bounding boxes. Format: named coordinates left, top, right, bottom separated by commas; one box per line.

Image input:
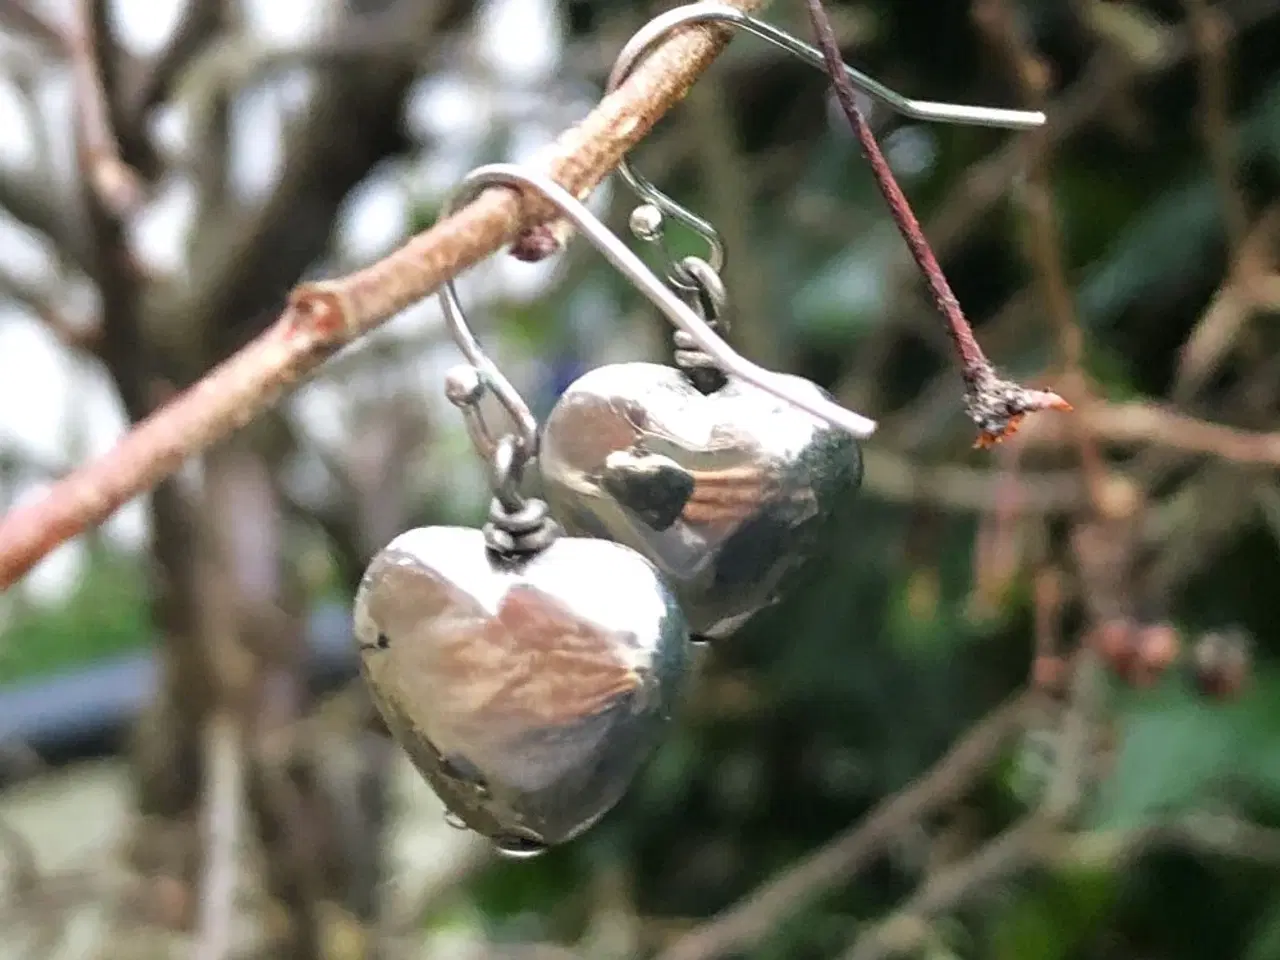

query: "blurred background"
left=2, top=0, right=1280, bottom=957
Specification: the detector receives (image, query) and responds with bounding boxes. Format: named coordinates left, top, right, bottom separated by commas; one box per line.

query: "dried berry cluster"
left=1087, top=619, right=1252, bottom=699
left=1033, top=621, right=1251, bottom=701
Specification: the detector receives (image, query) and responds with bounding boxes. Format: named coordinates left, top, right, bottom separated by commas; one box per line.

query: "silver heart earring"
left=353, top=166, right=704, bottom=858
left=352, top=162, right=876, bottom=856
left=538, top=2, right=1046, bottom=643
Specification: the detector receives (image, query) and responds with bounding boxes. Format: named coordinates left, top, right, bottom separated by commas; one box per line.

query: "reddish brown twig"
left=803, top=0, right=1070, bottom=448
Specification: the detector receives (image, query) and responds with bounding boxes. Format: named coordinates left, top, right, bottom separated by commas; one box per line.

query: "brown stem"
left=69, top=0, right=144, bottom=217
left=803, top=0, right=1070, bottom=447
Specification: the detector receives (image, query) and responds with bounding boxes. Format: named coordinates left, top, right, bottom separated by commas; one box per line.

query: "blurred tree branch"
left=844, top=816, right=1049, bottom=960
left=192, top=713, right=243, bottom=960
left=0, top=0, right=772, bottom=590
left=654, top=690, right=1033, bottom=960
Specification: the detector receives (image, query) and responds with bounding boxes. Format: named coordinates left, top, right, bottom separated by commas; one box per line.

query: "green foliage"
left=986, top=868, right=1116, bottom=960
left=1094, top=670, right=1280, bottom=829
left=0, top=551, right=151, bottom=686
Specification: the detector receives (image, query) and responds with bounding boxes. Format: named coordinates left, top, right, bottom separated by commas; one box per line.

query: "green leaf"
left=1092, top=683, right=1247, bottom=829
left=990, top=892, right=1066, bottom=960
left=1244, top=897, right=1280, bottom=960
left=988, top=869, right=1117, bottom=960
left=792, top=223, right=897, bottom=339
left=1076, top=179, right=1220, bottom=329
left=0, top=550, right=151, bottom=685
left=1092, top=671, right=1280, bottom=829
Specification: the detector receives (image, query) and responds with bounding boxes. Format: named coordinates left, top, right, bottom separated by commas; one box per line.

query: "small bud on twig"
left=1190, top=629, right=1251, bottom=700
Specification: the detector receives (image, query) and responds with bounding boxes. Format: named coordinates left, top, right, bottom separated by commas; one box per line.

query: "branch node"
left=285, top=284, right=353, bottom=343
left=510, top=223, right=568, bottom=263
left=965, top=362, right=1073, bottom=449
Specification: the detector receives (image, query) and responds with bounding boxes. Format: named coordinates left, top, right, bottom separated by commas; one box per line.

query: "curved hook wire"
left=440, top=164, right=879, bottom=440
left=606, top=0, right=1048, bottom=271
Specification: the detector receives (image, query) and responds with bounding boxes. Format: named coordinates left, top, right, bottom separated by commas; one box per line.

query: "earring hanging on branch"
left=353, top=165, right=701, bottom=859
left=352, top=2, right=1077, bottom=861
left=536, top=1, right=1064, bottom=645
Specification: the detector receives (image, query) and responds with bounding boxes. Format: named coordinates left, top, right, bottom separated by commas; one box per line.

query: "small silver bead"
left=629, top=204, right=664, bottom=242
left=443, top=365, right=485, bottom=407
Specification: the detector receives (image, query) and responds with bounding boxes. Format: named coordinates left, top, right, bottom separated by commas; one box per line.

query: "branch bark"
left=0, top=0, right=770, bottom=590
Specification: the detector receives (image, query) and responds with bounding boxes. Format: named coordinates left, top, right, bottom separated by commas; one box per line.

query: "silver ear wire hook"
left=437, top=264, right=541, bottom=468
left=606, top=0, right=1048, bottom=274
left=438, top=163, right=878, bottom=440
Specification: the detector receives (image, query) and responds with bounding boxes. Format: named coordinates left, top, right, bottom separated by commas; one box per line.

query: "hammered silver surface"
left=353, top=526, right=689, bottom=850
left=539, top=363, right=863, bottom=639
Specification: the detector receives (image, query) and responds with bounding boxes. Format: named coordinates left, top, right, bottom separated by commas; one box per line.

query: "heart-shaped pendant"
left=539, top=362, right=863, bottom=639
left=353, top=525, right=689, bottom=854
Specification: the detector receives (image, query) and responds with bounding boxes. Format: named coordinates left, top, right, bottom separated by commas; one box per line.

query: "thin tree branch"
left=927, top=0, right=1280, bottom=266
left=653, top=691, right=1032, bottom=960
left=68, top=0, right=144, bottom=217
left=1184, top=0, right=1249, bottom=253
left=0, top=0, right=63, bottom=51
left=843, top=808, right=1280, bottom=960
left=0, top=0, right=770, bottom=590
left=0, top=167, right=94, bottom=276
left=1016, top=398, right=1280, bottom=466
left=842, top=816, right=1049, bottom=960
left=130, top=0, right=226, bottom=116
left=803, top=0, right=1070, bottom=448
left=860, top=448, right=1085, bottom=513
left=192, top=713, right=244, bottom=960
left=0, top=267, right=101, bottom=352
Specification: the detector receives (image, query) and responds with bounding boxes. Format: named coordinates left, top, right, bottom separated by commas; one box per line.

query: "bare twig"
left=130, top=0, right=226, bottom=116
left=0, top=0, right=63, bottom=51
left=1184, top=0, right=1249, bottom=252
left=1089, top=401, right=1280, bottom=465
left=842, top=808, right=1280, bottom=960
left=833, top=0, right=1280, bottom=425
left=972, top=0, right=1125, bottom=836
left=842, top=817, right=1049, bottom=960
left=653, top=691, right=1032, bottom=960
left=1174, top=206, right=1280, bottom=402
left=0, top=268, right=101, bottom=353
left=927, top=0, right=1280, bottom=268
left=0, top=166, right=94, bottom=275
left=0, top=0, right=769, bottom=590
left=69, top=0, right=145, bottom=218
left=192, top=714, right=244, bottom=960
left=1017, top=399, right=1280, bottom=466
left=1062, top=811, right=1280, bottom=870
left=803, top=0, right=1070, bottom=448
left=861, top=448, right=1084, bottom=513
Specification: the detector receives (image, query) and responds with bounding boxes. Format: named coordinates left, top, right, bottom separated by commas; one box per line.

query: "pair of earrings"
left=352, top=2, right=1044, bottom=858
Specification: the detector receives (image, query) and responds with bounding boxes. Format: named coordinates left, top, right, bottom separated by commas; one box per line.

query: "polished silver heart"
left=539, top=362, right=862, bottom=639
left=353, top=525, right=688, bottom=854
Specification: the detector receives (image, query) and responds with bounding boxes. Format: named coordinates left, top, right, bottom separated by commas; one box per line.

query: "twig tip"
left=967, top=372, right=1072, bottom=449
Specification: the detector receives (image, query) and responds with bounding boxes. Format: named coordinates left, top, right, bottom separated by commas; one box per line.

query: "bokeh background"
left=2, top=0, right=1280, bottom=957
